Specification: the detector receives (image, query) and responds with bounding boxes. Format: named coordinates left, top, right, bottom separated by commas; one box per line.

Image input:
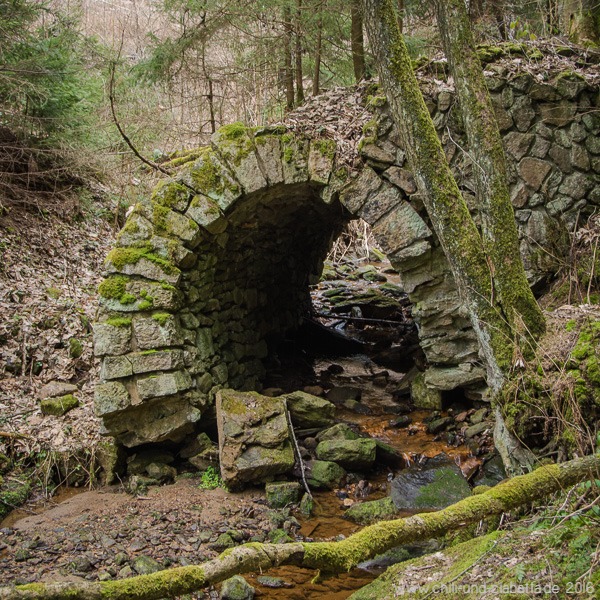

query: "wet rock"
left=265, top=481, right=302, bottom=508
left=283, top=391, right=335, bottom=428
left=476, top=454, right=506, bottom=487
left=426, top=417, right=454, bottom=434
left=390, top=415, right=412, bottom=428
left=390, top=454, right=471, bottom=511
left=342, top=399, right=373, bottom=414
left=306, top=460, right=346, bottom=489
left=257, top=575, right=291, bottom=588
left=221, top=575, right=255, bottom=600
left=375, top=440, right=405, bottom=467
left=345, top=497, right=397, bottom=524
left=315, top=439, right=376, bottom=470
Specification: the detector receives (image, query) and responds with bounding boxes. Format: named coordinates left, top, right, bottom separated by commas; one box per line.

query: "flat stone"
left=106, top=255, right=181, bottom=286
left=503, top=132, right=534, bottom=161
left=136, top=371, right=193, bottom=400
left=540, top=101, right=577, bottom=127
left=465, top=421, right=492, bottom=439
left=39, top=381, right=78, bottom=399
left=308, top=139, right=335, bottom=185
left=128, top=349, right=185, bottom=374
left=100, top=355, right=133, bottom=380
left=424, top=365, right=487, bottom=390
left=360, top=143, right=395, bottom=165
left=40, top=394, right=79, bottom=416
left=518, top=157, right=552, bottom=191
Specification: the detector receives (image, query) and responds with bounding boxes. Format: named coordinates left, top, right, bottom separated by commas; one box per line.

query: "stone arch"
left=94, top=121, right=441, bottom=447
left=95, top=66, right=600, bottom=447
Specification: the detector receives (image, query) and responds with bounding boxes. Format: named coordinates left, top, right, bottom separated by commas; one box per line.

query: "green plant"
left=198, top=466, right=224, bottom=490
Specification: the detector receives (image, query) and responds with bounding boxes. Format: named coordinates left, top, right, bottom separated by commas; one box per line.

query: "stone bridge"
left=94, top=61, right=599, bottom=448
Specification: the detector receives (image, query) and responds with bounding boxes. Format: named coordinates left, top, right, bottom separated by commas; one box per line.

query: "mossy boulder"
left=306, top=460, right=346, bottom=489
left=220, top=575, right=255, bottom=600
left=411, top=371, right=442, bottom=410
left=390, top=454, right=471, bottom=511
left=132, top=555, right=162, bottom=575
left=345, top=497, right=398, bottom=524
left=282, top=391, right=335, bottom=428
left=317, top=423, right=360, bottom=442
left=315, top=438, right=377, bottom=470
left=40, top=394, right=79, bottom=416
left=265, top=481, right=302, bottom=508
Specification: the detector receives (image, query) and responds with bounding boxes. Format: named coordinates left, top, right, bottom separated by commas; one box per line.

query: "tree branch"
left=1, top=454, right=599, bottom=599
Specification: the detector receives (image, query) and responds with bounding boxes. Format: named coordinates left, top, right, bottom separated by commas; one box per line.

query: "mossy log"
left=1, top=454, right=599, bottom=600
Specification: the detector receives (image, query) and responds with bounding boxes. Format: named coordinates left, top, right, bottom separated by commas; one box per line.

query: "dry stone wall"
left=94, top=67, right=599, bottom=447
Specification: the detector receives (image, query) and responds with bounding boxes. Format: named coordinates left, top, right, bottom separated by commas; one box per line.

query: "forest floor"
left=1, top=200, right=600, bottom=599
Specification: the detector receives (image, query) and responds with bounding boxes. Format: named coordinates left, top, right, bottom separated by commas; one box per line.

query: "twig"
left=282, top=399, right=312, bottom=500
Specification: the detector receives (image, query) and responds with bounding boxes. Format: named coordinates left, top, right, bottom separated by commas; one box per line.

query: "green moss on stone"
left=68, top=338, right=83, bottom=359
left=217, top=122, right=247, bottom=140
left=106, top=244, right=178, bottom=277
left=40, top=394, right=80, bottom=416
left=105, top=317, right=132, bottom=328
left=152, top=312, right=172, bottom=326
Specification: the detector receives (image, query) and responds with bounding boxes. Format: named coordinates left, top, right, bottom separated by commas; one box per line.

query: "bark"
left=361, top=0, right=513, bottom=392
left=560, top=0, right=600, bottom=44
left=313, top=12, right=322, bottom=96
left=1, top=454, right=599, bottom=599
left=491, top=0, right=507, bottom=40
left=351, top=0, right=366, bottom=82
left=433, top=0, right=546, bottom=472
left=283, top=6, right=295, bottom=111
left=295, top=0, right=305, bottom=104
left=396, top=0, right=404, bottom=32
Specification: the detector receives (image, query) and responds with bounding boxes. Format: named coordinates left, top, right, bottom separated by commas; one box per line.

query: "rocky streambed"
left=0, top=256, right=505, bottom=599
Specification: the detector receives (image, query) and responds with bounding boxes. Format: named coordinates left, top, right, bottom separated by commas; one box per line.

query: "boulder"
left=411, top=372, right=442, bottom=410
left=315, top=438, right=376, bottom=470
left=306, top=460, right=346, bottom=489
left=265, top=481, right=302, bottom=508
left=282, top=391, right=335, bottom=428
left=345, top=497, right=397, bottom=524
left=216, top=390, right=295, bottom=490
left=39, top=381, right=78, bottom=399
left=220, top=575, right=255, bottom=600
left=390, top=454, right=471, bottom=511
left=40, top=394, right=79, bottom=416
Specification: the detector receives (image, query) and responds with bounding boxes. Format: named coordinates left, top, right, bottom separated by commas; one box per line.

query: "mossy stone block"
left=40, top=394, right=79, bottom=416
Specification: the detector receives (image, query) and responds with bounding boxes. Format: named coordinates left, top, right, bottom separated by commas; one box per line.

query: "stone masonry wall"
left=94, top=68, right=599, bottom=447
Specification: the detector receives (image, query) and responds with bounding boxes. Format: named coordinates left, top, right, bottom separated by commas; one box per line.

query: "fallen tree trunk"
left=1, top=454, right=599, bottom=600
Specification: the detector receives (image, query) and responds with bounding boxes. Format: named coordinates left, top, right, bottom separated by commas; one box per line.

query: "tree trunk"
left=295, top=0, right=305, bottom=104
left=2, top=454, right=599, bottom=599
left=283, top=5, right=295, bottom=111
left=351, top=0, right=366, bottom=82
left=432, top=0, right=546, bottom=472
left=560, top=0, right=600, bottom=44
left=313, top=12, right=322, bottom=96
left=491, top=0, right=507, bottom=40
left=362, top=0, right=515, bottom=391
left=396, top=0, right=404, bottom=32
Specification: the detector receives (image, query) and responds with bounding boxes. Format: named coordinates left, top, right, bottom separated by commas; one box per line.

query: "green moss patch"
left=40, top=394, right=80, bottom=416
